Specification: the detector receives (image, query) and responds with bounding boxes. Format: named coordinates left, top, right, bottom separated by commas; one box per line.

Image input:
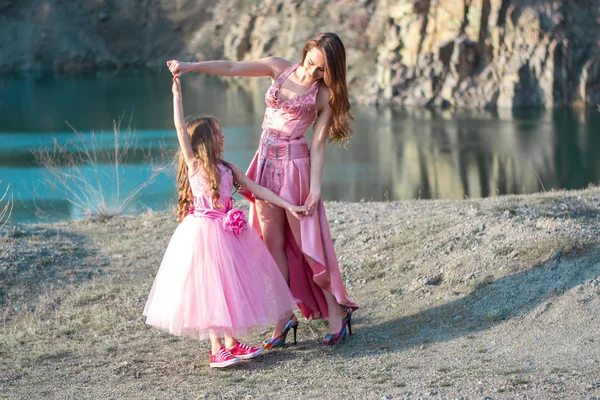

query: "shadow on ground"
left=346, top=246, right=600, bottom=355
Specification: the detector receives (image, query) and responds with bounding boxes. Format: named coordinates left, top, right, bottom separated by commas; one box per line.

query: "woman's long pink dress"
left=245, top=63, right=359, bottom=320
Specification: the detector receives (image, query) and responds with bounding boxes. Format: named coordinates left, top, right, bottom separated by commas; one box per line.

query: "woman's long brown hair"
left=302, top=32, right=353, bottom=143
left=176, top=116, right=238, bottom=222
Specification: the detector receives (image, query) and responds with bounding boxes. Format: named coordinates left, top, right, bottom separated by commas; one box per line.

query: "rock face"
left=370, top=0, right=600, bottom=109
left=1, top=0, right=599, bottom=109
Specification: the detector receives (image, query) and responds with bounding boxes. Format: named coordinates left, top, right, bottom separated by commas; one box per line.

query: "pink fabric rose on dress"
left=222, top=208, right=248, bottom=236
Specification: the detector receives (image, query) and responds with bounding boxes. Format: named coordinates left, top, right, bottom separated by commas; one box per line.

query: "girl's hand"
left=172, top=77, right=181, bottom=95
left=303, top=190, right=321, bottom=216
left=287, top=204, right=308, bottom=219
left=167, top=60, right=188, bottom=79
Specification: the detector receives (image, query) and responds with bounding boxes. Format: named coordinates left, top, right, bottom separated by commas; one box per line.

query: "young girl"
left=142, top=76, right=304, bottom=368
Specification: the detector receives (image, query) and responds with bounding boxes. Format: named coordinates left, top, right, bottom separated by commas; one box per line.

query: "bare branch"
left=32, top=117, right=168, bottom=220
left=0, top=182, right=13, bottom=257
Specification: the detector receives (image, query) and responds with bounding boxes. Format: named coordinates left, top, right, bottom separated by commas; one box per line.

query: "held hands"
left=303, top=190, right=321, bottom=217
left=287, top=204, right=309, bottom=219
left=167, top=60, right=188, bottom=79
left=284, top=190, right=320, bottom=219
left=172, top=76, right=182, bottom=95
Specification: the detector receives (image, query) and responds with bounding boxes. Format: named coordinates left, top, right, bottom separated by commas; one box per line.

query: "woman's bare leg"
left=285, top=211, right=344, bottom=334
left=256, top=200, right=289, bottom=282
left=255, top=200, right=295, bottom=336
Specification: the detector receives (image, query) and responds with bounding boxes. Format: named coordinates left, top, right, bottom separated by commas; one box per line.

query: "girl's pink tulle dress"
left=244, top=63, right=359, bottom=320
left=143, top=162, right=296, bottom=340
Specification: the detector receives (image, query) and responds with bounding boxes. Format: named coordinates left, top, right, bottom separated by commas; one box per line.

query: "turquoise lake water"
left=1, top=70, right=599, bottom=224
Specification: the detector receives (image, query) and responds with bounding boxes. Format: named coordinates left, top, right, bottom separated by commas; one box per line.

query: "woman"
left=167, top=32, right=358, bottom=345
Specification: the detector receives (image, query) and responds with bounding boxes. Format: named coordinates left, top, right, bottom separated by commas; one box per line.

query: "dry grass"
left=0, top=182, right=13, bottom=258
left=517, top=235, right=592, bottom=266
left=2, top=189, right=600, bottom=398
left=32, top=117, right=170, bottom=220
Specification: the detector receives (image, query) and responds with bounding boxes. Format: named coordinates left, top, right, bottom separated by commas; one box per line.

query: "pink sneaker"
left=227, top=341, right=264, bottom=360
left=209, top=347, right=240, bottom=368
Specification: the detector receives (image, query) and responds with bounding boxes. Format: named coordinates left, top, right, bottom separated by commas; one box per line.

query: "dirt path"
left=1, top=189, right=600, bottom=399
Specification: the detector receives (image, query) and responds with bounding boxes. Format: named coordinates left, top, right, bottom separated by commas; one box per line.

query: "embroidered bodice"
left=188, top=162, right=233, bottom=210
left=261, top=63, right=319, bottom=140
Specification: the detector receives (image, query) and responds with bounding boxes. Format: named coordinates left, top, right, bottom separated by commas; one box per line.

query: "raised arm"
left=304, top=86, right=332, bottom=216
left=229, top=165, right=307, bottom=219
left=167, top=57, right=291, bottom=80
left=172, top=78, right=195, bottom=168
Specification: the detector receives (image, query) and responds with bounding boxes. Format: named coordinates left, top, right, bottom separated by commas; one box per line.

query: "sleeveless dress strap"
left=275, top=63, right=299, bottom=88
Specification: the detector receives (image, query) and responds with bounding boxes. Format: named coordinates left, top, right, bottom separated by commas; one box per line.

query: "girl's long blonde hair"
left=176, top=116, right=238, bottom=222
left=301, top=32, right=354, bottom=143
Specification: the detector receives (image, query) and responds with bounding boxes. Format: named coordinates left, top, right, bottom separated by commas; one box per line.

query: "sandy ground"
left=1, top=188, right=600, bottom=399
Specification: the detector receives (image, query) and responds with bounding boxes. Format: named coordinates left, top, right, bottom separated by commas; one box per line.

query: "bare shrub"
left=33, top=117, right=170, bottom=220
left=0, top=182, right=13, bottom=257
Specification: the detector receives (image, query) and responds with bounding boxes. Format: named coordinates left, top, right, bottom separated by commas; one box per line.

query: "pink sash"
left=189, top=207, right=249, bottom=236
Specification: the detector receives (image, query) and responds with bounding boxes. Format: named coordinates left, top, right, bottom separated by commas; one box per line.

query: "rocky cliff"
left=1, top=0, right=599, bottom=109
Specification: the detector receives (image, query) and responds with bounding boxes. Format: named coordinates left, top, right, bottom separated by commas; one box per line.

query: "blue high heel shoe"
left=262, top=315, right=298, bottom=349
